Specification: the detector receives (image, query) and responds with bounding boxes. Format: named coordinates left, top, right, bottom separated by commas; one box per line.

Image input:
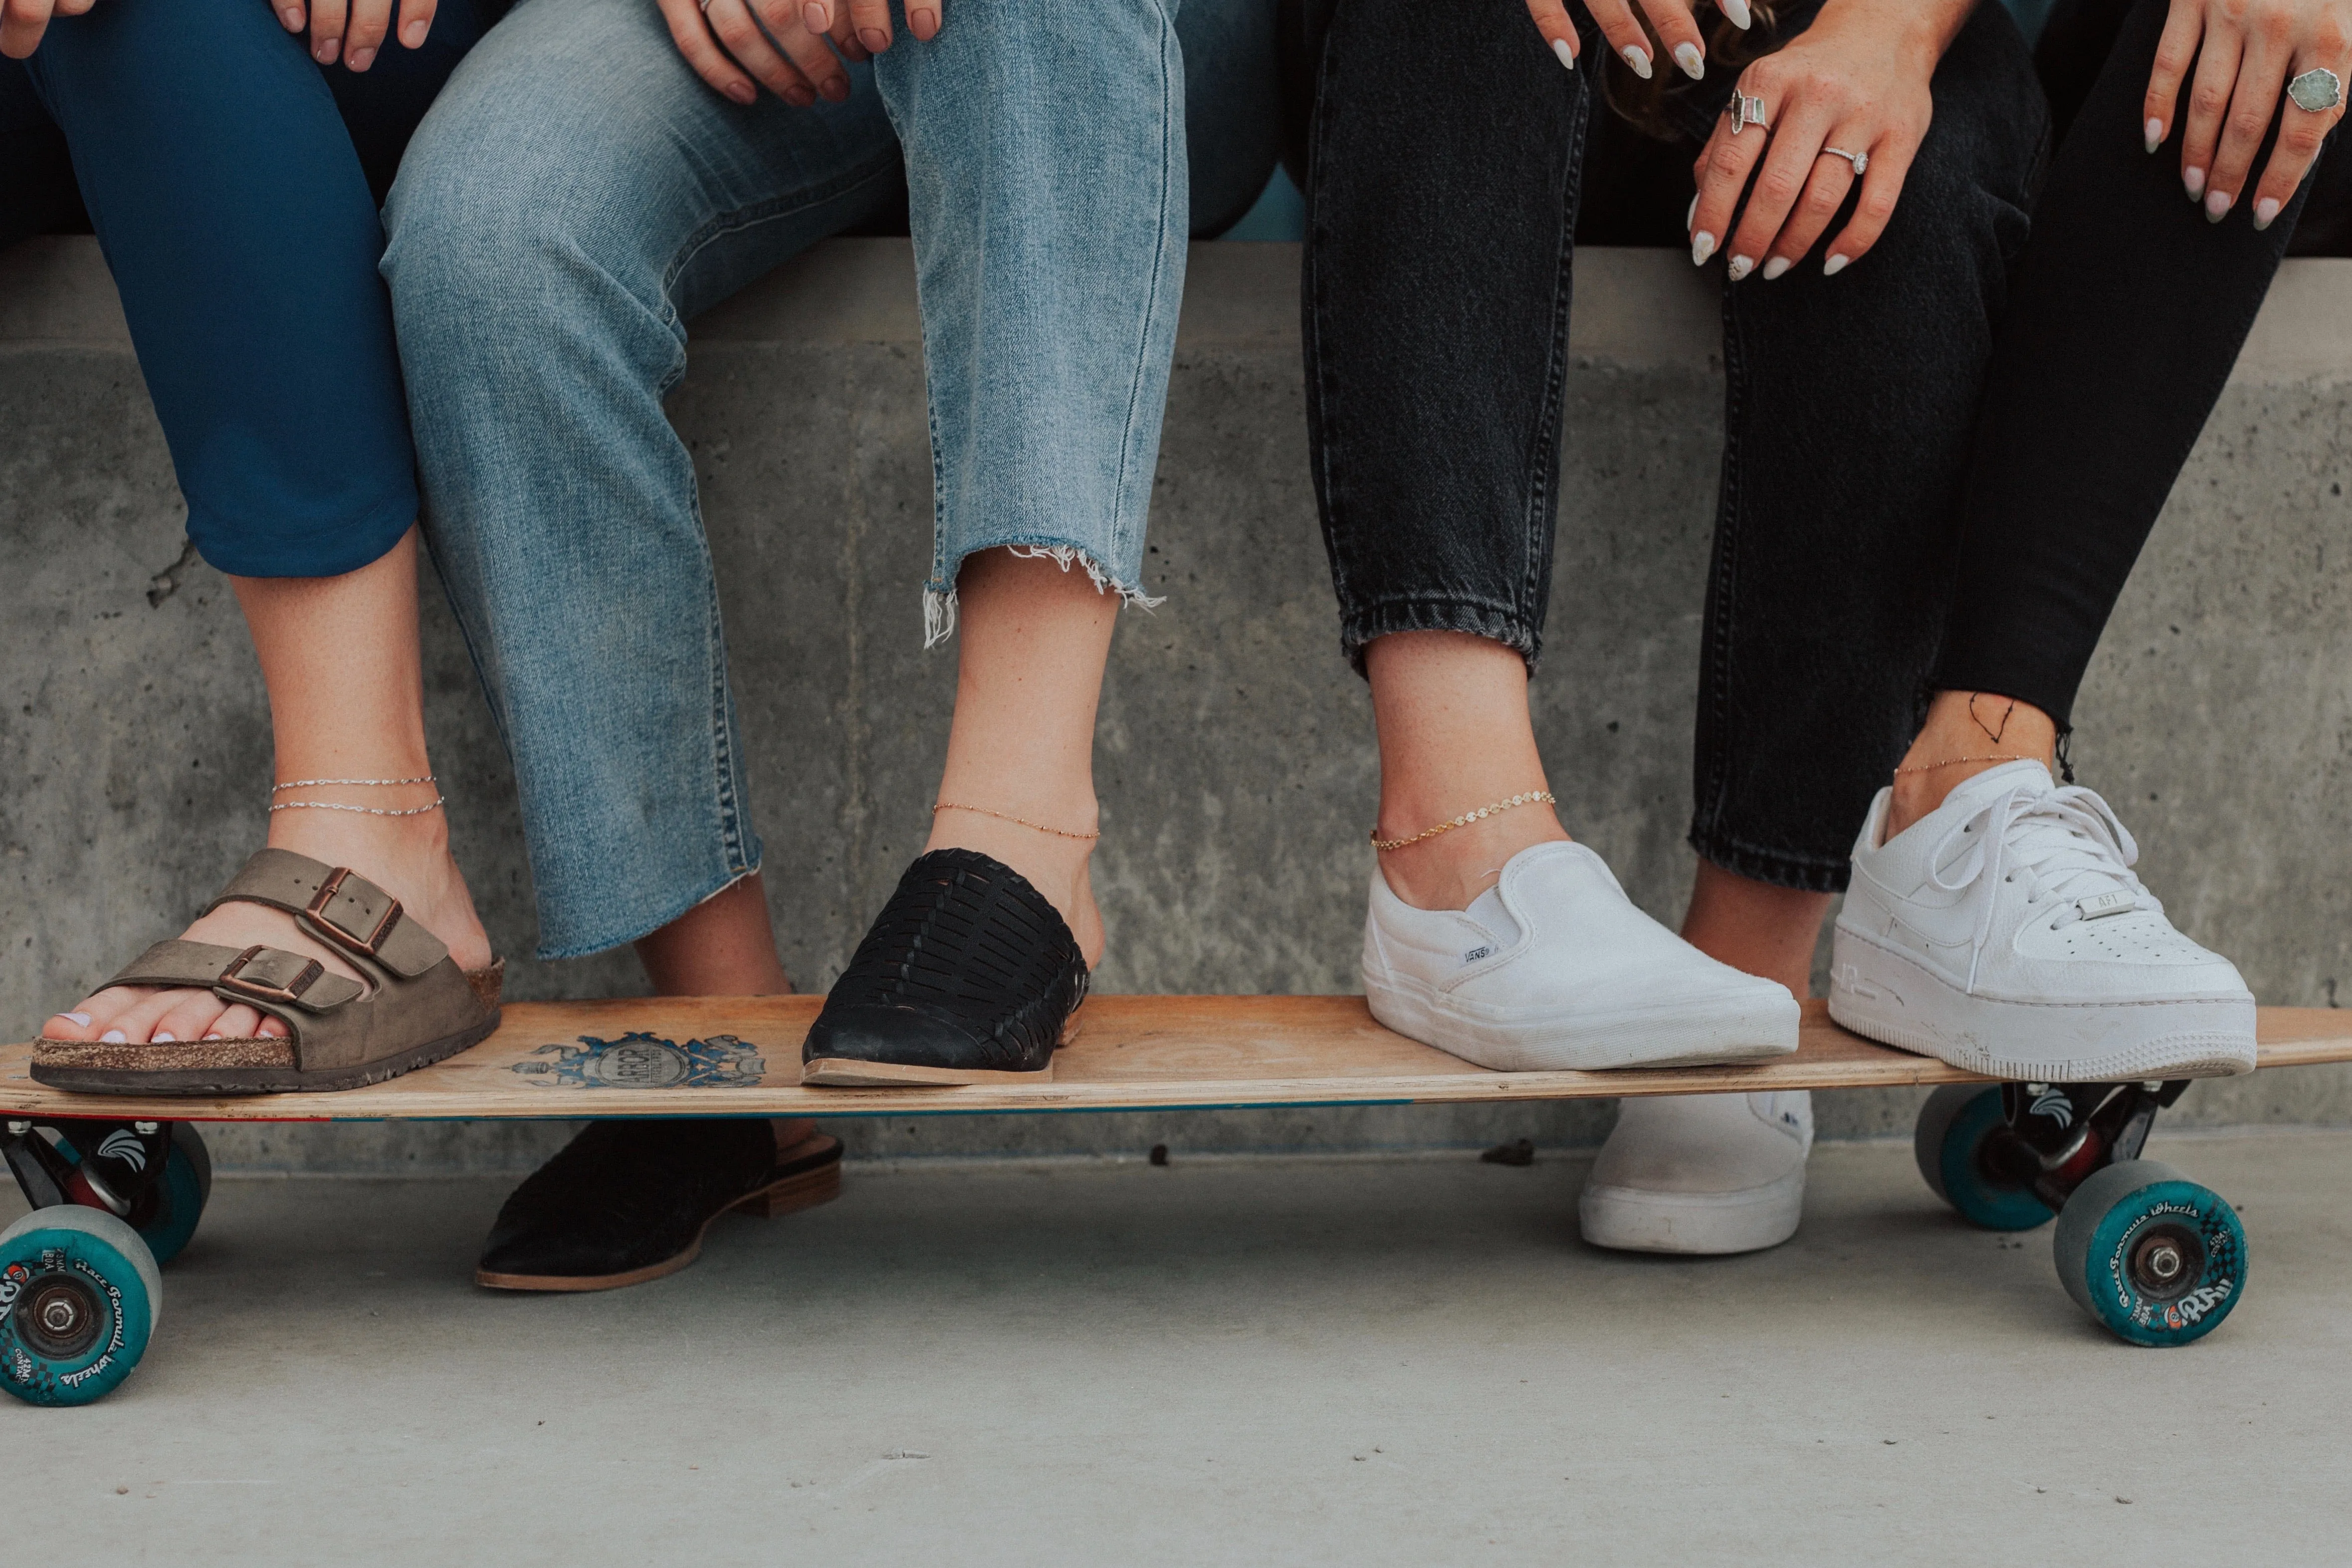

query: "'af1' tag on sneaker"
left=2075, top=890, right=2137, bottom=920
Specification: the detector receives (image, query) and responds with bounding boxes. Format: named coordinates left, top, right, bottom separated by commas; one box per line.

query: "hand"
left=657, top=0, right=921, bottom=106
left=2145, top=0, right=2352, bottom=228
left=1523, top=0, right=1751, bottom=79
left=0, top=0, right=99, bottom=61
left=801, top=0, right=940, bottom=54
left=270, top=0, right=436, bottom=69
left=1687, top=0, right=1969, bottom=280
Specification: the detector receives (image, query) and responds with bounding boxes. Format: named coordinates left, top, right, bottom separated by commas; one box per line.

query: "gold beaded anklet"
left=1370, top=790, right=1556, bottom=854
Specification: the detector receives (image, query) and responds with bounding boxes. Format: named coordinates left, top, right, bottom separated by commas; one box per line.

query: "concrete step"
left=4, top=235, right=2351, bottom=1168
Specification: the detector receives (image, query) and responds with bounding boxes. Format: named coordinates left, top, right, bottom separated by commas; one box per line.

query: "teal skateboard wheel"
left=1914, top=1084, right=2055, bottom=1232
left=2053, top=1158, right=2245, bottom=1347
left=0, top=1205, right=162, bottom=1406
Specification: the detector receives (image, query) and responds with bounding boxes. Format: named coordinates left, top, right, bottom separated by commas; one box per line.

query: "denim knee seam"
left=655, top=148, right=904, bottom=343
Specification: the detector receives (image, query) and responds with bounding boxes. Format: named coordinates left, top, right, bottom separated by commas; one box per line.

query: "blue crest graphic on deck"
left=510, top=1033, right=766, bottom=1089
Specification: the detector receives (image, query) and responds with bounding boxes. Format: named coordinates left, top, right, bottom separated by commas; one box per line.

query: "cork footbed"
left=31, top=962, right=506, bottom=1076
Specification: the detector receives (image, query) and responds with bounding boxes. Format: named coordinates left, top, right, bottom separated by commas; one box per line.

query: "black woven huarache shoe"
left=475, top=1120, right=842, bottom=1292
left=802, top=847, right=1089, bottom=1086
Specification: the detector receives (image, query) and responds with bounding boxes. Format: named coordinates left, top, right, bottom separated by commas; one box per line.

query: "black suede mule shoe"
left=802, top=848, right=1089, bottom=1086
left=475, top=1120, right=841, bottom=1291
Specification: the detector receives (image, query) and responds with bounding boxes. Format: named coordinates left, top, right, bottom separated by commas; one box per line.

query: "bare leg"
left=43, top=527, right=491, bottom=1046
left=634, top=871, right=817, bottom=1153
left=922, top=549, right=1117, bottom=965
left=1680, top=861, right=1833, bottom=997
left=1885, top=689, right=2061, bottom=839
left=1365, top=631, right=1570, bottom=911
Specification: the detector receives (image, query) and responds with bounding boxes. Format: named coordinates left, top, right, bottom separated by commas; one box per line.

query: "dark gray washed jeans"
left=1288, top=0, right=2047, bottom=892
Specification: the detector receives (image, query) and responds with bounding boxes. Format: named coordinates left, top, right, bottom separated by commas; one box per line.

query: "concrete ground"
left=8, top=1130, right=2352, bottom=1566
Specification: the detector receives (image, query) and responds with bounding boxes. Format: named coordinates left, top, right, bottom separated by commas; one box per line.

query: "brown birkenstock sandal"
left=32, top=848, right=503, bottom=1096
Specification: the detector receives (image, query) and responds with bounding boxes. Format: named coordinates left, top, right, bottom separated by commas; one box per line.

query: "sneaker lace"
left=1927, top=781, right=2151, bottom=991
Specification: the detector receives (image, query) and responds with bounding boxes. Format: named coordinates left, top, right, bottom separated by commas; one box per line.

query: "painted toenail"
left=101, top=1029, right=127, bottom=1043
left=64, top=1011, right=90, bottom=1026
left=154, top=1031, right=175, bottom=1042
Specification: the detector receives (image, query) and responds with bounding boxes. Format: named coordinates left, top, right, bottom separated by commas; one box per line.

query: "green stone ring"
left=2289, top=67, right=2343, bottom=113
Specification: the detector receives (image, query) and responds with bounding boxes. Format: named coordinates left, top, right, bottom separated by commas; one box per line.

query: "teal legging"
left=2, top=0, right=485, bottom=578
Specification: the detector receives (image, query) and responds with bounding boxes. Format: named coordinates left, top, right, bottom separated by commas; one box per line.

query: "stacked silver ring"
left=1725, top=93, right=1768, bottom=136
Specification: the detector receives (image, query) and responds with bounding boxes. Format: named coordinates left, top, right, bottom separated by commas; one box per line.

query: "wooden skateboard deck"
left=6, top=999, right=2350, bottom=1123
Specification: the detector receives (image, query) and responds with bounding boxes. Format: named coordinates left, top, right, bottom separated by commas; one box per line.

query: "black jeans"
left=1291, top=0, right=2046, bottom=891
left=1930, top=0, right=2352, bottom=728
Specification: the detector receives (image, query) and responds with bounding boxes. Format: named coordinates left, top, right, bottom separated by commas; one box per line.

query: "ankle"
left=1376, top=799, right=1569, bottom=912
left=1886, top=691, right=2059, bottom=839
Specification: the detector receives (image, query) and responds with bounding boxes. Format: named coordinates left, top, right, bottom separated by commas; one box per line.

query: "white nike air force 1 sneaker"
left=1578, top=1090, right=1813, bottom=1254
left=1831, top=760, right=2255, bottom=1081
left=1362, top=841, right=1799, bottom=1072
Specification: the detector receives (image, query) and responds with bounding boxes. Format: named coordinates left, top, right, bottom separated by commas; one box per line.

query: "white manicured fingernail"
left=1686, top=194, right=1698, bottom=230
left=1691, top=230, right=1717, bottom=265
left=1722, top=0, right=1752, bottom=26
left=101, top=1029, right=127, bottom=1043
left=1673, top=42, right=1705, bottom=79
left=2184, top=165, right=2205, bottom=199
left=2254, top=196, right=2282, bottom=230
left=2205, top=189, right=2231, bottom=222
left=1623, top=45, right=1652, bottom=79
left=1552, top=36, right=1576, bottom=70
left=1726, top=254, right=1753, bottom=281
left=1822, top=253, right=1849, bottom=277
left=2144, top=118, right=2164, bottom=153
left=1761, top=256, right=1790, bottom=280
left=64, top=1011, right=90, bottom=1026
left=154, top=1031, right=175, bottom=1043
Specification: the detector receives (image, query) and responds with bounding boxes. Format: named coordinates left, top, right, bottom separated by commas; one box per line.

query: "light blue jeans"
left=384, top=0, right=1276, bottom=958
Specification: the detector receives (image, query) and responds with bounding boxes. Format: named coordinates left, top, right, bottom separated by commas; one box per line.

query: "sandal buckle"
left=304, top=867, right=402, bottom=960
left=217, top=944, right=324, bottom=1005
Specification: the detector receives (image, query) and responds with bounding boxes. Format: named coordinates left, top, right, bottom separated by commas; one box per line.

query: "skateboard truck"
left=1977, top=1078, right=2191, bottom=1213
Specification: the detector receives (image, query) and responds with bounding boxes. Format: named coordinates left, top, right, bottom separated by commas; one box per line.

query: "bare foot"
left=926, top=806, right=1105, bottom=968
left=41, top=796, right=492, bottom=1047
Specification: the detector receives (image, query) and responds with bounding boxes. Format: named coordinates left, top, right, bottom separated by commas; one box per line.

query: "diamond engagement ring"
left=2289, top=67, right=2344, bottom=112
left=1725, top=93, right=1769, bottom=136
left=1820, top=146, right=1869, bottom=176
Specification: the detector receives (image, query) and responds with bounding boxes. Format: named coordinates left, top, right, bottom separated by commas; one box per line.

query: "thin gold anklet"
left=1371, top=790, right=1555, bottom=854
left=1890, top=755, right=2041, bottom=776
left=269, top=773, right=445, bottom=816
left=932, top=802, right=1101, bottom=841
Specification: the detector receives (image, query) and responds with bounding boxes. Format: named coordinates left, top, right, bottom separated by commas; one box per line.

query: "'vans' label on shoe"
left=2074, top=890, right=2137, bottom=920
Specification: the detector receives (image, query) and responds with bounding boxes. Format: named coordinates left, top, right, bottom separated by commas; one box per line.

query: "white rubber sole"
left=1828, top=923, right=2256, bottom=1081
left=1577, top=1165, right=1806, bottom=1255
left=1364, top=969, right=1799, bottom=1073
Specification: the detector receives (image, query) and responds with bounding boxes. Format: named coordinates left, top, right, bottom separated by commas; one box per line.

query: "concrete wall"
left=5, top=235, right=2352, bottom=1171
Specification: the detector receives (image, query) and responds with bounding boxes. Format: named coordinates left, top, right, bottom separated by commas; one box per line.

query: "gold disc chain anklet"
left=1371, top=790, right=1555, bottom=854
left=1890, top=755, right=2041, bottom=777
left=932, top=802, right=1101, bottom=841
left=268, top=773, right=446, bottom=817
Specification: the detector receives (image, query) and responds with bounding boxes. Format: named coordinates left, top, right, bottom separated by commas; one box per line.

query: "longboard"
left=6, top=998, right=2350, bottom=1122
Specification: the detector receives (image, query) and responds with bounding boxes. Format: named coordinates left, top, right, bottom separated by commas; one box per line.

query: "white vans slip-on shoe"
left=1363, top=841, right=1798, bottom=1072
